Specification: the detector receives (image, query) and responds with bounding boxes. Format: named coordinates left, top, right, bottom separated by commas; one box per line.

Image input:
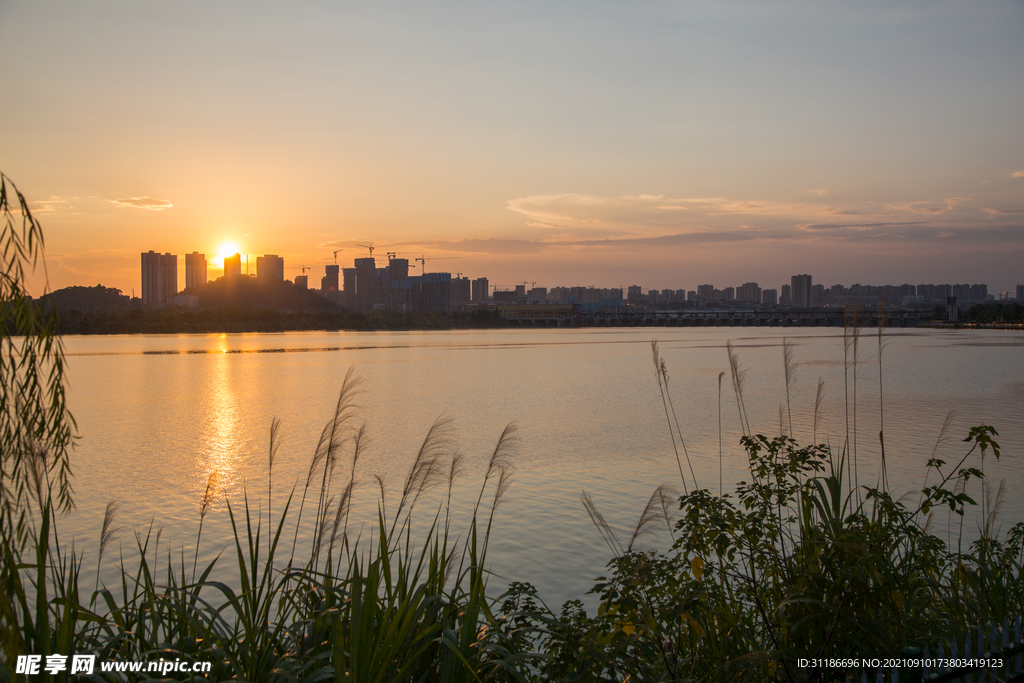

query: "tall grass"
left=0, top=366, right=543, bottom=682
left=542, top=332, right=1024, bottom=682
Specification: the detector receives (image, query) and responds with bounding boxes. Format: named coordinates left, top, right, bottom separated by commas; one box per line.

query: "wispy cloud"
left=109, top=196, right=173, bottom=210
left=28, top=196, right=82, bottom=214
left=886, top=198, right=969, bottom=215
left=982, top=207, right=1024, bottom=217
left=1012, top=171, right=1024, bottom=178
left=797, top=221, right=930, bottom=232
left=505, top=193, right=873, bottom=235
left=808, top=189, right=829, bottom=196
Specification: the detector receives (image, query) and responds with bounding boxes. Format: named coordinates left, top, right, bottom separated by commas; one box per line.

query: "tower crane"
left=414, top=255, right=460, bottom=275
left=357, top=243, right=374, bottom=256
left=333, top=250, right=341, bottom=265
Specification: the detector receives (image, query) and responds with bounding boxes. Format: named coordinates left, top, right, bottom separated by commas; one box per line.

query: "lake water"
left=59, top=327, right=1024, bottom=608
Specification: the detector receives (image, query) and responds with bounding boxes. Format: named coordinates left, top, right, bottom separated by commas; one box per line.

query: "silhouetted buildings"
left=185, top=252, right=207, bottom=290
left=736, top=282, right=761, bottom=303
left=791, top=274, right=812, bottom=309
left=256, top=254, right=284, bottom=282
left=321, top=264, right=339, bottom=293
left=472, top=277, right=489, bottom=302
left=451, top=276, right=471, bottom=304
left=224, top=253, right=242, bottom=278
left=141, top=251, right=177, bottom=305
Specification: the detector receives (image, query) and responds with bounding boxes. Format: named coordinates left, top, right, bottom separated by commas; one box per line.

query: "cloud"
left=982, top=207, right=1024, bottom=217
left=1013, top=171, right=1024, bottom=178
left=886, top=198, right=969, bottom=214
left=565, top=230, right=786, bottom=248
left=28, top=196, right=78, bottom=214
left=109, top=196, right=173, bottom=210
left=797, top=221, right=930, bottom=232
left=505, top=193, right=873, bottom=234
left=808, top=189, right=829, bottom=196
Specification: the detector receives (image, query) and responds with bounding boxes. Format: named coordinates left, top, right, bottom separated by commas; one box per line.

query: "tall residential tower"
left=185, top=252, right=207, bottom=290
left=141, top=251, right=177, bottom=305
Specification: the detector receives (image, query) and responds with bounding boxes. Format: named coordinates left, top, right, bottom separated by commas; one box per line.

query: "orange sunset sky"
left=2, top=1, right=1022, bottom=297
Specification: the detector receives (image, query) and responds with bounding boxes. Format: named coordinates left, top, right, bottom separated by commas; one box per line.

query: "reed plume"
left=95, top=499, right=120, bottom=592
left=581, top=490, right=623, bottom=557
left=782, top=337, right=796, bottom=437
left=627, top=484, right=678, bottom=552
left=194, top=470, right=220, bottom=580
left=472, top=422, right=519, bottom=520
left=813, top=377, right=826, bottom=444
left=390, top=415, right=456, bottom=539
left=328, top=481, right=355, bottom=561
left=650, top=341, right=696, bottom=492
left=267, top=416, right=281, bottom=555
left=291, top=367, right=362, bottom=565
left=718, top=371, right=725, bottom=497
left=726, top=340, right=751, bottom=437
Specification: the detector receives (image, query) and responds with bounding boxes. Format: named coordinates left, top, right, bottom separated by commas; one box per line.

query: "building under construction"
left=335, top=255, right=452, bottom=314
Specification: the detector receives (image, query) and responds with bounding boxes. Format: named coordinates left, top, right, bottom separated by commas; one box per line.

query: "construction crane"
left=357, top=243, right=374, bottom=256
left=300, top=265, right=310, bottom=276
left=414, top=255, right=460, bottom=275
left=333, top=250, right=341, bottom=264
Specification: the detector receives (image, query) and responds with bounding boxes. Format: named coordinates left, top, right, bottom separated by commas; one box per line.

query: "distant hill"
left=188, top=277, right=341, bottom=312
left=38, top=285, right=132, bottom=312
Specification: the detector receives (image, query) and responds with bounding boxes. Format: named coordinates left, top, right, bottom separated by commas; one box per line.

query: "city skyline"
left=135, top=246, right=1003, bottom=309
left=2, top=1, right=1022, bottom=296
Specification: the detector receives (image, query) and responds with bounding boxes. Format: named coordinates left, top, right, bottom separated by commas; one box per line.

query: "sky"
left=2, top=0, right=1022, bottom=297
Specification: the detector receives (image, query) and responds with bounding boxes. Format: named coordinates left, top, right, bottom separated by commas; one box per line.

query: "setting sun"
left=218, top=242, right=240, bottom=259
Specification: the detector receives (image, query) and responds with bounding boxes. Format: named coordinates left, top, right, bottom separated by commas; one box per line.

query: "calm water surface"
left=61, top=328, right=1024, bottom=608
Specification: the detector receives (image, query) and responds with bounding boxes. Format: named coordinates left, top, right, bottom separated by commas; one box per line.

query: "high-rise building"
left=736, top=282, right=760, bottom=303
left=472, top=277, right=489, bottom=302
left=696, top=284, right=714, bottom=301
left=791, top=274, right=812, bottom=308
left=762, top=289, right=778, bottom=306
left=451, top=276, right=471, bottom=303
left=780, top=284, right=792, bottom=306
left=295, top=275, right=308, bottom=289
left=413, top=272, right=451, bottom=313
left=810, top=283, right=825, bottom=307
left=627, top=285, right=643, bottom=302
left=256, top=254, right=284, bottom=281
left=224, top=253, right=242, bottom=278
left=141, top=251, right=177, bottom=306
left=185, top=252, right=207, bottom=290
left=339, top=267, right=355, bottom=308
left=353, top=258, right=376, bottom=312
left=321, top=264, right=340, bottom=292
left=1017, top=284, right=1023, bottom=301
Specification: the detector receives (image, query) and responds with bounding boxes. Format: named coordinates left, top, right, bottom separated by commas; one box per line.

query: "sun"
left=218, top=242, right=240, bottom=259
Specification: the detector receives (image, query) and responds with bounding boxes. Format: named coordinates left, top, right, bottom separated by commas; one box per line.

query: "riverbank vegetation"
left=3, top=175, right=1023, bottom=681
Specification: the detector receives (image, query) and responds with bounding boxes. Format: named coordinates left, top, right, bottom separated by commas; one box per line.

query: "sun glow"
left=218, top=242, right=240, bottom=259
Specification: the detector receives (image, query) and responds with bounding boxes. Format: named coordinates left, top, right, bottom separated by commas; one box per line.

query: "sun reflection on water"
left=196, top=351, right=244, bottom=509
